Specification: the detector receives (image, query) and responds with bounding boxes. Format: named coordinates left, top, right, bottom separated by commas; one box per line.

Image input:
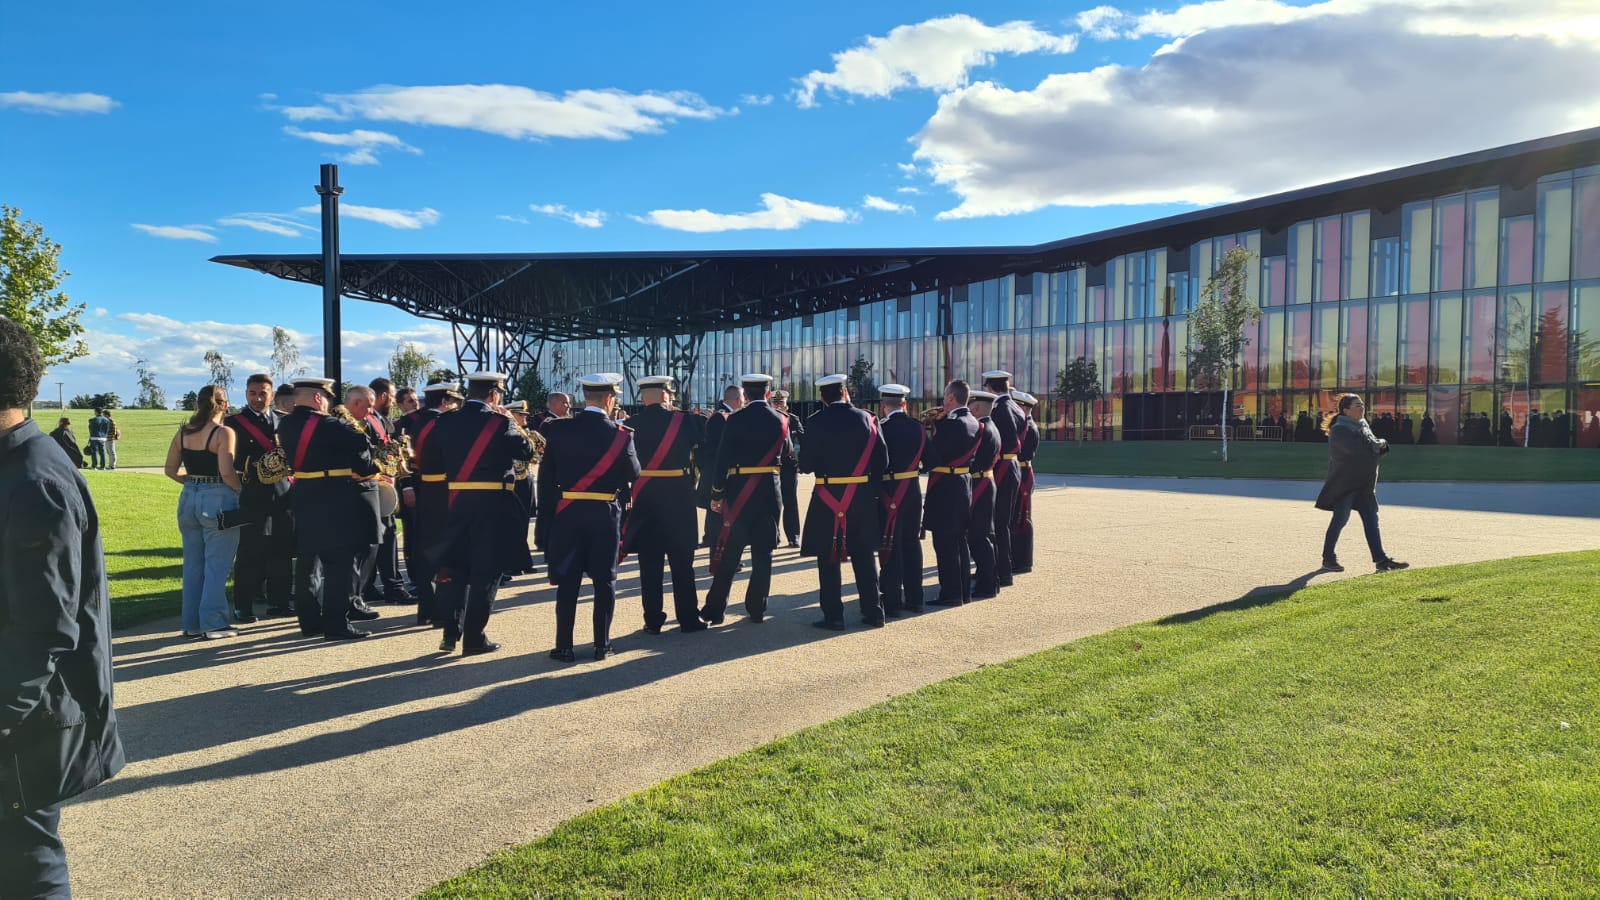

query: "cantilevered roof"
left=213, top=126, right=1600, bottom=341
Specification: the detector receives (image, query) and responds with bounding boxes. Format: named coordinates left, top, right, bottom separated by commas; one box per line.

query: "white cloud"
left=93, top=307, right=108, bottom=318
left=634, top=193, right=857, bottom=233
left=131, top=223, right=218, bottom=242
left=497, top=214, right=532, bottom=224
left=794, top=15, right=1076, bottom=107
left=282, top=126, right=422, bottom=165
left=895, top=186, right=924, bottom=195
left=740, top=93, right=775, bottom=106
left=1082, top=0, right=1600, bottom=43
left=275, top=83, right=725, bottom=140
left=295, top=204, right=440, bottom=229
left=914, top=0, right=1600, bottom=217
left=527, top=203, right=606, bottom=228
left=0, top=91, right=118, bottom=114
left=896, top=162, right=920, bottom=177
left=863, top=194, right=914, bottom=213
left=217, top=213, right=314, bottom=237
left=1075, top=5, right=1132, bottom=40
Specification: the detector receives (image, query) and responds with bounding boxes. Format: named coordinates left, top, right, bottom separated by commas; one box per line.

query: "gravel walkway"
left=65, top=476, right=1599, bottom=897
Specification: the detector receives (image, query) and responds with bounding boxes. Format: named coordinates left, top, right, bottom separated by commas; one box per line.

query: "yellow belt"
left=419, top=473, right=447, bottom=482
left=882, top=470, right=919, bottom=481
left=561, top=491, right=616, bottom=501
left=639, top=468, right=690, bottom=478
left=727, top=466, right=780, bottom=475
left=929, top=466, right=967, bottom=475
left=1020, top=461, right=1033, bottom=468
left=1000, top=453, right=1019, bottom=461
left=294, top=468, right=353, bottom=480
left=816, top=475, right=870, bottom=485
left=449, top=482, right=515, bottom=492
left=971, top=470, right=993, bottom=480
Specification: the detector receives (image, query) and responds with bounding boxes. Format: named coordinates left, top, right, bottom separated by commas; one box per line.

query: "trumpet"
left=918, top=405, right=945, bottom=439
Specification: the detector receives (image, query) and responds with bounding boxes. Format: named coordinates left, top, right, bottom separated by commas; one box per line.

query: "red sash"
left=414, top=417, right=439, bottom=460
left=229, top=413, right=274, bottom=457
left=291, top=414, right=321, bottom=472
left=619, top=411, right=685, bottom=561
left=711, top=424, right=786, bottom=576
left=366, top=413, right=390, bottom=442
left=554, top=428, right=631, bottom=516
left=447, top=415, right=508, bottom=508
left=921, top=428, right=984, bottom=539
left=878, top=421, right=926, bottom=562
left=813, top=415, right=879, bottom=565
left=1012, top=464, right=1035, bottom=534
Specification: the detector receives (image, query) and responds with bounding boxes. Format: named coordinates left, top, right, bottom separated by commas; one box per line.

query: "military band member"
left=800, top=374, right=889, bottom=629
left=396, top=381, right=462, bottom=626
left=345, top=385, right=405, bottom=611
left=621, top=375, right=706, bottom=633
left=421, top=372, right=536, bottom=655
left=982, top=370, right=1027, bottom=586
left=528, top=392, right=570, bottom=434
left=1011, top=391, right=1041, bottom=575
left=503, top=400, right=537, bottom=581
left=277, top=377, right=383, bottom=640
left=699, top=375, right=785, bottom=624
left=966, top=389, right=1004, bottom=600
left=923, top=381, right=981, bottom=606
left=876, top=384, right=925, bottom=616
left=697, top=385, right=743, bottom=549
left=772, top=390, right=804, bottom=548
left=226, top=373, right=294, bottom=621
left=536, top=374, right=640, bottom=661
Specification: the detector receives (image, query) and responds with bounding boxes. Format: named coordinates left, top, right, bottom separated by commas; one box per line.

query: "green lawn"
left=40, top=408, right=192, bottom=469
left=429, top=551, right=1600, bottom=897
left=1034, top=439, right=1600, bottom=481
left=86, top=471, right=185, bottom=628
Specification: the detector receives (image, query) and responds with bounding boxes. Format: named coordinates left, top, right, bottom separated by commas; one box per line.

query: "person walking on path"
left=164, top=385, right=245, bottom=639
left=1315, top=393, right=1408, bottom=574
left=87, top=408, right=111, bottom=469
left=0, top=318, right=125, bottom=897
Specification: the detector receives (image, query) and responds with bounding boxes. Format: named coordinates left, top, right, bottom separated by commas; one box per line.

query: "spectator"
left=0, top=317, right=125, bottom=896
left=87, top=408, right=111, bottom=469
left=105, top=410, right=120, bottom=469
left=164, top=385, right=245, bottom=639
left=273, top=383, right=296, bottom=415
left=1315, top=394, right=1408, bottom=574
left=48, top=417, right=85, bottom=468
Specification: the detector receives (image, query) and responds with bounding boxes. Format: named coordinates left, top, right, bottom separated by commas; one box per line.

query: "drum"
left=377, top=478, right=399, bottom=518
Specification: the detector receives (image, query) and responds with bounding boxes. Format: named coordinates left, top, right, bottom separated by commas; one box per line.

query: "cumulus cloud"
left=0, top=91, right=118, bottom=114
left=915, top=0, right=1600, bottom=217
left=275, top=83, right=725, bottom=140
left=895, top=186, right=924, bottom=195
left=740, top=93, right=775, bottom=106
left=497, top=214, right=532, bottom=224
left=295, top=204, right=440, bottom=229
left=794, top=15, right=1076, bottom=107
left=282, top=126, right=422, bottom=165
left=634, top=193, right=857, bottom=233
left=217, top=213, right=315, bottom=237
left=131, top=223, right=218, bottom=242
left=529, top=203, right=606, bottom=228
left=863, top=194, right=914, bottom=213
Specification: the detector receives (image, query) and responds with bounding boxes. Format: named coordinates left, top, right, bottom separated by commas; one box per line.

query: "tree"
left=386, top=341, right=436, bottom=391
left=426, top=367, right=461, bottom=386
left=846, top=354, right=878, bottom=405
left=179, top=390, right=198, bottom=411
left=203, top=349, right=233, bottom=394
left=515, top=367, right=550, bottom=410
left=1, top=204, right=88, bottom=367
left=69, top=391, right=120, bottom=410
left=268, top=325, right=304, bottom=384
left=1186, top=245, right=1260, bottom=462
left=134, top=357, right=167, bottom=410
left=1055, top=356, right=1103, bottom=445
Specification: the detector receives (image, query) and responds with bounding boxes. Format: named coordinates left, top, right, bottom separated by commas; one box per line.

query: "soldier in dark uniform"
left=226, top=373, right=294, bottom=622
left=1010, top=391, right=1041, bottom=575
left=925, top=380, right=981, bottom=606
left=697, top=385, right=743, bottom=549
left=982, top=370, right=1027, bottom=587
left=771, top=390, right=804, bottom=548
left=277, top=377, right=383, bottom=640
left=536, top=374, right=640, bottom=660
left=396, top=381, right=461, bottom=626
left=620, top=375, right=706, bottom=634
left=965, top=389, right=1003, bottom=600
left=345, top=384, right=410, bottom=608
left=420, top=372, right=535, bottom=655
left=800, top=374, right=889, bottom=629
left=876, top=384, right=925, bottom=617
left=503, top=400, right=538, bottom=582
left=699, top=375, right=785, bottom=625
left=528, top=392, right=570, bottom=435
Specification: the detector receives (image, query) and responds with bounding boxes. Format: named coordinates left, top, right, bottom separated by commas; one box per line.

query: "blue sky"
left=4, top=0, right=1597, bottom=402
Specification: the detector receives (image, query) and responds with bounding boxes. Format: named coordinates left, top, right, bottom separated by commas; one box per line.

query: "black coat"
left=798, top=402, right=889, bottom=558
left=621, top=404, right=703, bottom=553
left=710, top=401, right=786, bottom=538
left=878, top=409, right=926, bottom=544
left=48, top=425, right=84, bottom=468
left=0, top=419, right=124, bottom=816
left=279, top=406, right=382, bottom=554
left=536, top=409, right=639, bottom=578
left=695, top=406, right=732, bottom=507
left=1315, top=416, right=1386, bottom=511
left=423, top=400, right=536, bottom=572
left=922, top=408, right=981, bottom=534
left=226, top=406, right=289, bottom=513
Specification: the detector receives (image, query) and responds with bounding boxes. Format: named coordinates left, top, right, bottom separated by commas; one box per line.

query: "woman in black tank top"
left=164, top=385, right=244, bottom=638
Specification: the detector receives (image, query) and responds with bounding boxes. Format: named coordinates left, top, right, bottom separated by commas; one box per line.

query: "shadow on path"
left=1155, top=570, right=1323, bottom=626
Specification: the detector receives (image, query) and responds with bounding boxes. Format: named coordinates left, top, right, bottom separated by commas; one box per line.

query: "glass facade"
left=533, top=162, right=1600, bottom=449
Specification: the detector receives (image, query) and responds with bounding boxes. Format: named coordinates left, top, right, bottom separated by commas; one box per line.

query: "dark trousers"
left=933, top=526, right=971, bottom=603
left=361, top=516, right=402, bottom=598
left=1011, top=484, right=1034, bottom=573
left=233, top=519, right=292, bottom=611
left=816, top=525, right=883, bottom=625
left=967, top=481, right=997, bottom=596
left=636, top=534, right=700, bottom=630
left=0, top=805, right=69, bottom=899
left=292, top=554, right=321, bottom=623
left=779, top=464, right=801, bottom=541
left=302, top=549, right=356, bottom=635
left=1323, top=492, right=1388, bottom=562
left=399, top=510, right=438, bottom=621
left=991, top=462, right=1020, bottom=585
left=700, top=524, right=775, bottom=621
left=554, top=575, right=615, bottom=650
left=880, top=493, right=925, bottom=613
left=701, top=508, right=723, bottom=549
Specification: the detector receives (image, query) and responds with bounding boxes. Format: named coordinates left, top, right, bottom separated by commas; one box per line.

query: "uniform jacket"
left=536, top=409, right=639, bottom=548
left=225, top=406, right=289, bottom=512
left=880, top=410, right=926, bottom=478
left=798, top=402, right=888, bottom=558
left=0, top=419, right=124, bottom=816
left=922, top=409, right=981, bottom=515
left=1315, top=416, right=1386, bottom=511
left=1019, top=417, right=1040, bottom=464
left=990, top=394, right=1027, bottom=456
left=709, top=401, right=786, bottom=527
left=278, top=406, right=381, bottom=553
left=696, top=405, right=732, bottom=507
left=780, top=412, right=804, bottom=469
left=622, top=404, right=703, bottom=551
left=423, top=400, right=536, bottom=563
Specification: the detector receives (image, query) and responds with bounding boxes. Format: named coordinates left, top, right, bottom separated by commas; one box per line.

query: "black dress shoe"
left=549, top=647, right=576, bottom=662
left=233, top=609, right=259, bottom=624
left=1375, top=558, right=1410, bottom=572
left=862, top=619, right=886, bottom=629
left=1321, top=556, right=1345, bottom=572
left=678, top=621, right=707, bottom=633
left=263, top=605, right=296, bottom=618
left=700, top=613, right=725, bottom=626
left=324, top=627, right=370, bottom=641
left=299, top=627, right=323, bottom=638
left=439, top=635, right=458, bottom=652
left=1012, top=567, right=1032, bottom=575
left=748, top=610, right=764, bottom=623
left=360, top=593, right=385, bottom=608
left=462, top=641, right=501, bottom=656
left=383, top=592, right=413, bottom=605
left=883, top=608, right=902, bottom=619
left=903, top=604, right=925, bottom=614
left=971, top=590, right=998, bottom=600
left=927, top=597, right=963, bottom=607
left=643, top=624, right=663, bottom=635
left=593, top=644, right=615, bottom=660
left=812, top=619, right=846, bottom=631
left=348, top=606, right=381, bottom=621
left=996, top=579, right=1014, bottom=588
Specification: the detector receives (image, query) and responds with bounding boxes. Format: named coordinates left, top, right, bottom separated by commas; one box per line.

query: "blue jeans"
left=87, top=440, right=107, bottom=469
left=178, top=481, right=242, bottom=631
left=1323, top=491, right=1388, bottom=563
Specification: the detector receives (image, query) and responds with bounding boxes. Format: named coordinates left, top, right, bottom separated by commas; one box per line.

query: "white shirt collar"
left=584, top=406, right=608, bottom=416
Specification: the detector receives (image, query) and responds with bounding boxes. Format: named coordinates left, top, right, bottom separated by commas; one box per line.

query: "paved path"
left=67, top=477, right=1599, bottom=897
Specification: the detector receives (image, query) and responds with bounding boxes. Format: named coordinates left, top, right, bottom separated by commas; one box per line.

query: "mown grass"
left=429, top=551, right=1600, bottom=897
left=85, top=471, right=186, bottom=627
left=1034, top=439, right=1600, bottom=482
left=50, top=408, right=192, bottom=468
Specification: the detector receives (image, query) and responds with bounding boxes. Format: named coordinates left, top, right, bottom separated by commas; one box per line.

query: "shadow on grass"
left=1155, top=570, right=1323, bottom=626
left=107, top=547, right=184, bottom=559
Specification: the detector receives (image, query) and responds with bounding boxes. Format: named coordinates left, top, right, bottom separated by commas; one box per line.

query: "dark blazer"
left=0, top=419, right=124, bottom=816
left=536, top=409, right=639, bottom=558
left=226, top=406, right=288, bottom=511
left=797, top=402, right=889, bottom=558
left=48, top=425, right=84, bottom=468
left=710, top=401, right=786, bottom=529
left=1019, top=418, right=1040, bottom=463
left=424, top=400, right=536, bottom=567
left=622, top=404, right=703, bottom=552
left=991, top=394, right=1027, bottom=455
left=279, top=407, right=382, bottom=554
left=1315, top=416, right=1386, bottom=510
left=880, top=410, right=926, bottom=476
left=780, top=412, right=804, bottom=469
left=922, top=408, right=980, bottom=533
left=696, top=407, right=732, bottom=507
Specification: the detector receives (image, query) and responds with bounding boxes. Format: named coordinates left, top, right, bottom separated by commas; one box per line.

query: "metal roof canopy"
left=212, top=126, right=1600, bottom=342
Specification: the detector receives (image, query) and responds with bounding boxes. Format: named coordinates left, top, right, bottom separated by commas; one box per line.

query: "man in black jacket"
left=700, top=375, right=785, bottom=625
left=876, top=384, right=925, bottom=617
left=226, top=373, right=294, bottom=622
left=0, top=318, right=124, bottom=896
left=981, top=370, right=1027, bottom=587
left=965, top=389, right=1004, bottom=600
left=396, top=381, right=462, bottom=626
left=924, top=380, right=981, bottom=606
left=621, top=376, right=705, bottom=634
left=1010, top=391, right=1041, bottom=575
left=800, top=374, right=890, bottom=629
left=696, top=385, right=743, bottom=548
left=771, top=390, right=804, bottom=548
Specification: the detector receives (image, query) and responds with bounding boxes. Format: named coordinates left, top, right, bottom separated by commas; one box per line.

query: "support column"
left=316, top=164, right=343, bottom=386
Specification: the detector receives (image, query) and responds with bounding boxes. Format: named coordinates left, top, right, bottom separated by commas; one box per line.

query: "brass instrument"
left=918, top=405, right=945, bottom=439
left=375, top=433, right=413, bottom=479
left=502, top=406, right=545, bottom=478
left=255, top=439, right=291, bottom=485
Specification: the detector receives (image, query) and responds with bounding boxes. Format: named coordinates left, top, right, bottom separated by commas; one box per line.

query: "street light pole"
left=57, top=382, right=63, bottom=410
